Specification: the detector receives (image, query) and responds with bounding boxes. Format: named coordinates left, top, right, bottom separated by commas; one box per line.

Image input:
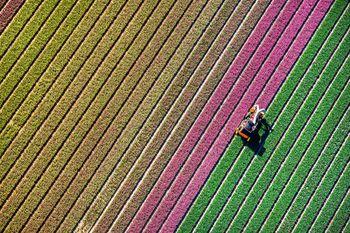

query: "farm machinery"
left=235, top=105, right=272, bottom=155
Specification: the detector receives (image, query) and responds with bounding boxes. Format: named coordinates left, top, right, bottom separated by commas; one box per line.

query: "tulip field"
left=0, top=0, right=349, bottom=232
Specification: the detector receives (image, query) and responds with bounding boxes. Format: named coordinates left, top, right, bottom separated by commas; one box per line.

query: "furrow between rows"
left=224, top=26, right=349, bottom=233
left=326, top=174, right=350, bottom=233
left=106, top=1, right=272, bottom=233
left=0, top=0, right=8, bottom=11
left=0, top=0, right=138, bottom=217
left=311, top=148, right=350, bottom=232
left=0, top=0, right=80, bottom=111
left=0, top=0, right=43, bottom=58
left=189, top=4, right=345, bottom=231
left=0, top=0, right=95, bottom=132
left=7, top=0, right=188, bottom=231
left=291, top=114, right=350, bottom=230
left=129, top=0, right=289, bottom=230
left=278, top=37, right=350, bottom=233
left=82, top=1, right=225, bottom=232
left=38, top=0, right=224, bottom=232
left=294, top=158, right=350, bottom=232
left=165, top=1, right=333, bottom=231
left=0, top=0, right=123, bottom=177
left=0, top=0, right=60, bottom=82
left=241, top=58, right=350, bottom=233
left=343, top=216, right=350, bottom=233
left=0, top=0, right=154, bottom=231
left=0, top=0, right=342, bottom=232
left=57, top=0, right=245, bottom=232
left=146, top=0, right=316, bottom=231
left=106, top=0, right=258, bottom=232
left=259, top=58, right=350, bottom=232
left=0, top=0, right=112, bottom=158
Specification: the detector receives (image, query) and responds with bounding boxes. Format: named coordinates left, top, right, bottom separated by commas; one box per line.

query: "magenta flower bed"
left=150, top=0, right=316, bottom=231
left=128, top=0, right=300, bottom=231
left=161, top=0, right=332, bottom=231
left=257, top=0, right=332, bottom=108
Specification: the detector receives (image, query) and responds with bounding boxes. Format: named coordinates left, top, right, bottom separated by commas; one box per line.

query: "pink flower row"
left=166, top=0, right=333, bottom=231
left=128, top=0, right=332, bottom=231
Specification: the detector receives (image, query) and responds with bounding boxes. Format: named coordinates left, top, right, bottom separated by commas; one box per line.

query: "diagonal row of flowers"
left=128, top=0, right=333, bottom=231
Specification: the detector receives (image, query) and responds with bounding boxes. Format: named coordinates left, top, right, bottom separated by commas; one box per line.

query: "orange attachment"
left=238, top=131, right=250, bottom=140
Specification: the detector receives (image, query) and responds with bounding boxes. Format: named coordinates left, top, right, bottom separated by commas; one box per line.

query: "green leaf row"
left=0, top=0, right=128, bottom=207
left=222, top=29, right=350, bottom=233
left=37, top=0, right=225, bottom=232
left=0, top=0, right=132, bottom=231
left=0, top=0, right=115, bottom=163
left=178, top=1, right=347, bottom=231
left=59, top=0, right=255, bottom=232
left=0, top=0, right=42, bottom=58
left=310, top=143, right=350, bottom=232
left=4, top=0, right=205, bottom=232
left=325, top=165, right=350, bottom=233
left=101, top=2, right=271, bottom=233
left=0, top=0, right=94, bottom=131
left=259, top=85, right=350, bottom=232
left=292, top=120, right=349, bottom=231
left=245, top=58, right=350, bottom=233
left=0, top=0, right=59, bottom=81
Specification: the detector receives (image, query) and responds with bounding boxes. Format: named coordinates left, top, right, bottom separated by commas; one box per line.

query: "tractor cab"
left=235, top=105, right=267, bottom=142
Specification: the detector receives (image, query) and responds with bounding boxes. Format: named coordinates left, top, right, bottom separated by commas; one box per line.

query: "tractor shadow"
left=240, top=129, right=271, bottom=156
